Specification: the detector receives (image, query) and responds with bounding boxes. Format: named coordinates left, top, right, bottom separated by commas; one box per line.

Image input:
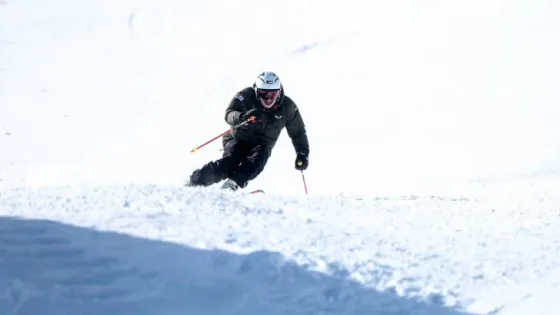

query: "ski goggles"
left=257, top=89, right=280, bottom=99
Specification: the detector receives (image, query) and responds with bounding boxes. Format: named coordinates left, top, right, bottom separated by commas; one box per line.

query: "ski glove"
left=243, top=108, right=264, bottom=124
left=295, top=152, right=308, bottom=171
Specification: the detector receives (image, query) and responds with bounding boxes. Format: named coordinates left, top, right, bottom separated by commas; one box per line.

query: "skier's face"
left=258, top=89, right=280, bottom=108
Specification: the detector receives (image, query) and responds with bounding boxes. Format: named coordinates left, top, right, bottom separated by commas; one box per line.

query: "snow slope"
left=1, top=0, right=560, bottom=314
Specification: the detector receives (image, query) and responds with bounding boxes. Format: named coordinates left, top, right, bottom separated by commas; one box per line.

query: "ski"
left=249, top=189, right=265, bottom=194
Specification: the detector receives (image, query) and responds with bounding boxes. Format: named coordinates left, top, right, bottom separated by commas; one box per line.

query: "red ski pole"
left=190, top=116, right=256, bottom=153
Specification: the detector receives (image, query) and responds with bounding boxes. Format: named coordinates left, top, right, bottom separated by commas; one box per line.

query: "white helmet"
left=253, top=72, right=282, bottom=109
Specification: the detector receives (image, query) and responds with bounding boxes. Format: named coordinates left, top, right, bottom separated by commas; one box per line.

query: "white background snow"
left=1, top=0, right=560, bottom=314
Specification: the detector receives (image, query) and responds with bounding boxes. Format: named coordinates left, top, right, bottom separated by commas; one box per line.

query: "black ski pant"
left=189, top=139, right=271, bottom=188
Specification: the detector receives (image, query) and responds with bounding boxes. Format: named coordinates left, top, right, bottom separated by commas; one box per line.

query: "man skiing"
left=185, top=71, right=310, bottom=191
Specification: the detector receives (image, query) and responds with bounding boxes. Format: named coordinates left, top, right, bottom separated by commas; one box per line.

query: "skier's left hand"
left=295, top=152, right=308, bottom=171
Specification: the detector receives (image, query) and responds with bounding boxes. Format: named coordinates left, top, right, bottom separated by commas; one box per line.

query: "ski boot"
left=220, top=179, right=240, bottom=192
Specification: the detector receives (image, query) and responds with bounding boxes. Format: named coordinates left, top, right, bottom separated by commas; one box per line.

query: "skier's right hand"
left=243, top=108, right=264, bottom=124
left=235, top=109, right=264, bottom=139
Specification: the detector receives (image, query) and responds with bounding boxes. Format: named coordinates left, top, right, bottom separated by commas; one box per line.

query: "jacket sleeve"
left=224, top=93, right=246, bottom=127
left=286, top=103, right=310, bottom=155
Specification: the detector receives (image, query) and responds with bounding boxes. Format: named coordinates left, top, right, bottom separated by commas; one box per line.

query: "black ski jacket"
left=222, top=87, right=310, bottom=156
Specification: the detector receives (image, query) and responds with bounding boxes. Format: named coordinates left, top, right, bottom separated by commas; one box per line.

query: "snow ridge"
left=0, top=185, right=483, bottom=315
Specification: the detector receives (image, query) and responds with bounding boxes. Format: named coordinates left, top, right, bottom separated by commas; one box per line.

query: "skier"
left=185, top=71, right=310, bottom=191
